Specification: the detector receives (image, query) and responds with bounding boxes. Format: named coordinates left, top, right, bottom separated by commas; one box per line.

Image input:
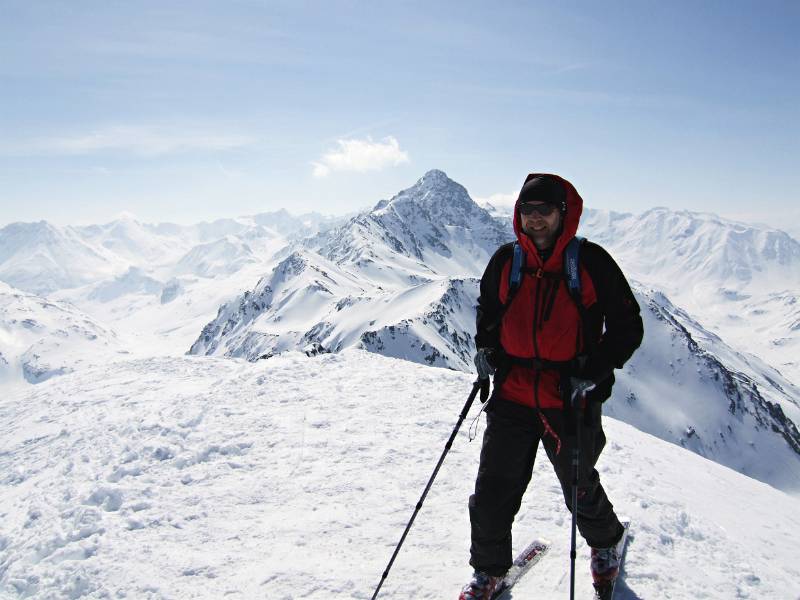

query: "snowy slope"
left=614, top=286, right=800, bottom=491
left=0, top=351, right=797, bottom=599
left=0, top=281, right=125, bottom=386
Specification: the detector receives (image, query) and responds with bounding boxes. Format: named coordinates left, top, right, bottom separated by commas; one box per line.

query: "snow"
left=1, top=170, right=799, bottom=598
left=0, top=281, right=126, bottom=387
left=1, top=350, right=798, bottom=599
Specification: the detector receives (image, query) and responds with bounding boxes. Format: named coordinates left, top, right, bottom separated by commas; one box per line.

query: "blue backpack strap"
left=486, top=242, right=526, bottom=334
left=563, top=236, right=584, bottom=297
left=509, top=241, right=524, bottom=293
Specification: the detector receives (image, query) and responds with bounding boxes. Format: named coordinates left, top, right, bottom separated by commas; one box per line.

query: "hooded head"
left=517, top=176, right=567, bottom=213
left=513, top=173, right=584, bottom=269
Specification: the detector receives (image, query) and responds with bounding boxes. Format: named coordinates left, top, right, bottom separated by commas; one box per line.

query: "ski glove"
left=474, top=348, right=496, bottom=380
left=474, top=348, right=496, bottom=403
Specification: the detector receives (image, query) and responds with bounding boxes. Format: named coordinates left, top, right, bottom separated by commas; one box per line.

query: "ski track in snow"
left=1, top=350, right=798, bottom=599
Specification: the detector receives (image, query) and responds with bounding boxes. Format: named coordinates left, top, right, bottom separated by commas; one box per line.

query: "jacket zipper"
left=531, top=270, right=543, bottom=408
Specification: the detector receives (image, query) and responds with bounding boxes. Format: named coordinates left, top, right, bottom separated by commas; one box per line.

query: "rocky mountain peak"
left=378, top=169, right=490, bottom=230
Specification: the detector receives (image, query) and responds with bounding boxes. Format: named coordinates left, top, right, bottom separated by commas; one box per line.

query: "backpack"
left=484, top=236, right=589, bottom=341
left=508, top=236, right=585, bottom=308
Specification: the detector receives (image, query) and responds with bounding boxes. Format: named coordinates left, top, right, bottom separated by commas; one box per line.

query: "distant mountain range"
left=1, top=169, right=799, bottom=492
left=0, top=210, right=346, bottom=296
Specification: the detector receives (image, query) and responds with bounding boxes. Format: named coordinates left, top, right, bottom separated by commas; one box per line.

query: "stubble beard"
left=523, top=223, right=558, bottom=251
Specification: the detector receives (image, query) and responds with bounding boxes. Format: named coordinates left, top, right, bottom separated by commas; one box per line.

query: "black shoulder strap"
left=484, top=242, right=524, bottom=333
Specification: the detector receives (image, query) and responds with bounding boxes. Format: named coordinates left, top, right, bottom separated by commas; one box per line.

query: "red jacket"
left=476, top=173, right=643, bottom=410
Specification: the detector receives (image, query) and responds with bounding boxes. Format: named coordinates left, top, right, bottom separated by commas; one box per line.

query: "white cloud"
left=312, top=136, right=409, bottom=178
left=9, top=126, right=255, bottom=157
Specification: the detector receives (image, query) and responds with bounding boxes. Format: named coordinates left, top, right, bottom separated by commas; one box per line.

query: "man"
left=459, top=174, right=643, bottom=600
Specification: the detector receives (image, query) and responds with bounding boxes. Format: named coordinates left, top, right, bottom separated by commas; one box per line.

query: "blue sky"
left=1, top=0, right=798, bottom=229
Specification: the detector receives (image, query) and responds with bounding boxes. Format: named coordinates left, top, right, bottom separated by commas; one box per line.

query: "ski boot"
left=458, top=570, right=503, bottom=600
left=591, top=545, right=620, bottom=599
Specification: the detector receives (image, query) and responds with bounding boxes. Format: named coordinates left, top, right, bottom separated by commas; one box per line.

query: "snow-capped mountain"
left=580, top=207, right=800, bottom=291
left=172, top=236, right=259, bottom=278
left=579, top=207, right=800, bottom=384
left=251, top=208, right=346, bottom=240
left=189, top=170, right=511, bottom=367
left=0, top=281, right=125, bottom=385
left=189, top=170, right=512, bottom=367
left=86, top=267, right=164, bottom=303
left=75, top=215, right=191, bottom=269
left=305, top=170, right=511, bottom=286
left=0, top=212, right=325, bottom=297
left=0, top=221, right=125, bottom=295
left=189, top=249, right=369, bottom=359
left=1, top=351, right=797, bottom=599
left=0, top=213, right=304, bottom=356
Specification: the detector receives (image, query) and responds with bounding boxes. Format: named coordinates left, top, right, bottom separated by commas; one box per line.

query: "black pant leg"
left=469, top=399, right=541, bottom=576
left=540, top=405, right=624, bottom=549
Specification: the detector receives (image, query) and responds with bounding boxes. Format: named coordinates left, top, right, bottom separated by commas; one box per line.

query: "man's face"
left=520, top=201, right=562, bottom=250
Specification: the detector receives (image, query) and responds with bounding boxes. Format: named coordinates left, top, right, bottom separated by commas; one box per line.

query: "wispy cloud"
left=312, top=136, right=409, bottom=178
left=5, top=126, right=256, bottom=157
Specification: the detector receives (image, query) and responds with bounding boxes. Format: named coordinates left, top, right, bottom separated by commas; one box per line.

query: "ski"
left=593, top=520, right=631, bottom=600
left=491, top=538, right=550, bottom=599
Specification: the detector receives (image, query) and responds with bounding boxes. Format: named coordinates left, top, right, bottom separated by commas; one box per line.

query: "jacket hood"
left=513, top=173, right=583, bottom=270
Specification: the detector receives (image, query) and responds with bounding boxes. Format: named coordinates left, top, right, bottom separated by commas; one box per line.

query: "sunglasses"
left=519, top=202, right=557, bottom=217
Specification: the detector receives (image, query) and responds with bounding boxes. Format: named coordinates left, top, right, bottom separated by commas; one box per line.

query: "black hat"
left=518, top=176, right=566, bottom=212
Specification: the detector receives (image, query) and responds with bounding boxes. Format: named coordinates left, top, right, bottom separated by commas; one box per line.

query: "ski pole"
left=568, top=388, right=583, bottom=600
left=370, top=379, right=483, bottom=600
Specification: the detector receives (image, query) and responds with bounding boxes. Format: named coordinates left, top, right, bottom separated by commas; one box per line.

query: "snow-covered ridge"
left=188, top=249, right=479, bottom=370
left=0, top=281, right=125, bottom=385
left=613, top=286, right=800, bottom=490
left=0, top=351, right=797, bottom=599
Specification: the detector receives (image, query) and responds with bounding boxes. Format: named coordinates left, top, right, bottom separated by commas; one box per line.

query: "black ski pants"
left=469, top=397, right=624, bottom=576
